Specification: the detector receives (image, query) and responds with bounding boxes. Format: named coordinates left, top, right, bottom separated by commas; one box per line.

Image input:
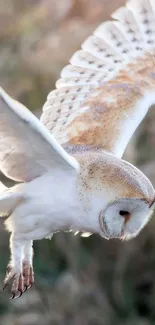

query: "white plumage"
left=0, top=0, right=155, bottom=298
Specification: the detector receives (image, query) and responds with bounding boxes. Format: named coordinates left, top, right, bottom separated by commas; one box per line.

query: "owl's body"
left=1, top=0, right=155, bottom=298
left=3, top=149, right=154, bottom=237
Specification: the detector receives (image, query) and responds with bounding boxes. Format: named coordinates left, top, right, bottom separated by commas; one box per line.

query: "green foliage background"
left=0, top=1, right=155, bottom=324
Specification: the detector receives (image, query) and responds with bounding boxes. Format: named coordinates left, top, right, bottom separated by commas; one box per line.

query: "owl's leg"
left=3, top=233, right=26, bottom=298
left=22, top=240, right=34, bottom=292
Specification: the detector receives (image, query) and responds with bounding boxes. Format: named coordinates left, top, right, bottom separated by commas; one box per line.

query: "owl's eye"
left=119, top=210, right=130, bottom=217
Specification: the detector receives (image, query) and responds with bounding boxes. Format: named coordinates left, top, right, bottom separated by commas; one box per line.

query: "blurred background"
left=1, top=0, right=155, bottom=324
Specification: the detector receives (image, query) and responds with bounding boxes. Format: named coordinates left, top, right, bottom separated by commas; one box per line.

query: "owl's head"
left=97, top=156, right=155, bottom=240
left=77, top=152, right=155, bottom=239
left=99, top=197, right=155, bottom=240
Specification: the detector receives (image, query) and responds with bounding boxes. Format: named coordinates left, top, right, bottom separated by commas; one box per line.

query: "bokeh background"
left=1, top=0, right=155, bottom=324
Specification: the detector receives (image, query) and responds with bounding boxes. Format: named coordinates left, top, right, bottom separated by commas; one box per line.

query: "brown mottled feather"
left=40, top=0, right=155, bottom=158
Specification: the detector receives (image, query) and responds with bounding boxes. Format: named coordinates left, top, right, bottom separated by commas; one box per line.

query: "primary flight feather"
left=0, top=0, right=155, bottom=298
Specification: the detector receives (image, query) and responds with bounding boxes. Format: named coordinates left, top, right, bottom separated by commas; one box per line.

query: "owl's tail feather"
left=0, top=182, right=24, bottom=217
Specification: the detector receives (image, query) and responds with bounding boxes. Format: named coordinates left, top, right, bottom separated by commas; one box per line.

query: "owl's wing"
left=41, top=0, right=155, bottom=158
left=0, top=87, right=79, bottom=182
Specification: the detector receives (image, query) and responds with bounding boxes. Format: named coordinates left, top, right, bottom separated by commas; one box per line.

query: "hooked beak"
left=149, top=197, right=155, bottom=208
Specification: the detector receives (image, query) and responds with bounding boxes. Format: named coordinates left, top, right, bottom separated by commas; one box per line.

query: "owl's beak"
left=149, top=197, right=155, bottom=208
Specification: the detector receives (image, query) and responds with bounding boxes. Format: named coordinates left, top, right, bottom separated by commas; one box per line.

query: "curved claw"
left=23, top=285, right=28, bottom=293
left=10, top=292, right=15, bottom=300
left=3, top=283, right=8, bottom=291
left=15, top=290, right=23, bottom=299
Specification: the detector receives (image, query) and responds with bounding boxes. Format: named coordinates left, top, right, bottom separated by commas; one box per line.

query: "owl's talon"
left=23, top=285, right=28, bottom=292
left=3, top=262, right=34, bottom=298
left=10, top=292, right=15, bottom=299
left=3, top=266, right=24, bottom=298
left=23, top=263, right=34, bottom=290
left=15, top=290, right=23, bottom=299
left=3, top=283, right=8, bottom=291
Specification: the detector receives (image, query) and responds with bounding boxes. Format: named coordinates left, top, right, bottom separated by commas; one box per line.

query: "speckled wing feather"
left=41, top=0, right=155, bottom=158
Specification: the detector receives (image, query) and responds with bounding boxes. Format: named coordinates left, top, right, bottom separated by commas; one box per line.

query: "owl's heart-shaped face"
left=99, top=198, right=154, bottom=240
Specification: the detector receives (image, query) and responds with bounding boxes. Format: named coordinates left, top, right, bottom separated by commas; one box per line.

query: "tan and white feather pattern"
left=41, top=0, right=155, bottom=157
left=1, top=0, right=155, bottom=299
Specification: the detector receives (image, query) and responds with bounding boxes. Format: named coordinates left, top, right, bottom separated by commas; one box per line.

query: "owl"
left=0, top=0, right=155, bottom=298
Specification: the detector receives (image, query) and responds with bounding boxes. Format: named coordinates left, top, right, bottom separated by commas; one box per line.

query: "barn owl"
left=0, top=0, right=155, bottom=298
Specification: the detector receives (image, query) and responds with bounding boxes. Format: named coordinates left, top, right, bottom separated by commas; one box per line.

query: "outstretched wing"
left=0, top=88, right=79, bottom=182
left=41, top=0, right=155, bottom=158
